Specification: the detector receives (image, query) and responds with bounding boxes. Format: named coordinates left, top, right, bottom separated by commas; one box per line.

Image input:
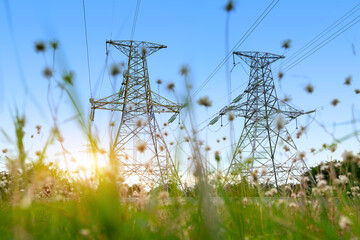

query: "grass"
left=1, top=2, right=360, bottom=239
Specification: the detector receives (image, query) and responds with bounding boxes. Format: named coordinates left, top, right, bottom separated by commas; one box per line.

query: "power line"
left=282, top=14, right=360, bottom=72
left=275, top=2, right=360, bottom=73
left=193, top=0, right=280, bottom=97
left=82, top=0, right=92, bottom=97
left=130, top=0, right=141, bottom=40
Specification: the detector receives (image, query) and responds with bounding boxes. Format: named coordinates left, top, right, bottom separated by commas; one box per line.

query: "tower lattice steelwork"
left=210, top=51, right=315, bottom=188
left=90, top=40, right=183, bottom=190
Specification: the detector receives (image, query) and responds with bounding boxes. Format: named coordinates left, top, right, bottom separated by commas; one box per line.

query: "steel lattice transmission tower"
left=210, top=51, right=315, bottom=188
left=90, top=40, right=183, bottom=190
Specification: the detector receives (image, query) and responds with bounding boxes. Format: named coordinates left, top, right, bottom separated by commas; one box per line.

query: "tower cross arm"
left=150, top=91, right=183, bottom=114
left=90, top=91, right=126, bottom=112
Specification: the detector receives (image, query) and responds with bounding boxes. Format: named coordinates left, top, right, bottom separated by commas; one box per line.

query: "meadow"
left=1, top=1, right=360, bottom=239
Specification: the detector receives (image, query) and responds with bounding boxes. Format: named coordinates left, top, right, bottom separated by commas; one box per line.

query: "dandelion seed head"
left=342, top=150, right=354, bottom=162
left=167, top=82, right=175, bottom=91
left=331, top=99, right=339, bottom=106
left=305, top=84, right=314, bottom=93
left=344, top=76, right=352, bottom=86
left=110, top=64, right=121, bottom=77
left=224, top=0, right=234, bottom=12
left=282, top=39, right=292, bottom=49
left=136, top=141, right=147, bottom=153
left=228, top=113, right=235, bottom=121
left=35, top=41, right=46, bottom=53
left=43, top=67, right=53, bottom=79
left=214, top=151, right=221, bottom=162
left=278, top=71, right=284, bottom=80
left=197, top=96, right=212, bottom=107
left=339, top=215, right=352, bottom=230
left=179, top=65, right=189, bottom=76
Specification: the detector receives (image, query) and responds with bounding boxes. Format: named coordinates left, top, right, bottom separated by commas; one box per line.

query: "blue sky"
left=1, top=0, right=360, bottom=172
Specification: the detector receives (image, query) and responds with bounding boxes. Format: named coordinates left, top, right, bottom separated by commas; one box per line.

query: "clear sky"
left=1, top=0, right=360, bottom=173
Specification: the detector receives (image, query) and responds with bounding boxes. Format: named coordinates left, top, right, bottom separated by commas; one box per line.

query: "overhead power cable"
left=282, top=13, right=360, bottom=72
left=275, top=2, right=360, bottom=73
left=82, top=0, right=92, bottom=97
left=192, top=0, right=280, bottom=97
left=130, top=0, right=141, bottom=40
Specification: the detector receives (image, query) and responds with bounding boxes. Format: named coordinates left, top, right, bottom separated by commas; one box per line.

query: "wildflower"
left=317, top=180, right=327, bottom=188
left=224, top=0, right=234, bottom=12
left=58, top=135, right=64, bottom=143
left=296, top=130, right=303, bottom=139
left=335, top=162, right=342, bottom=168
left=320, top=165, right=329, bottom=171
left=35, top=151, right=41, bottom=156
left=216, top=139, right=220, bottom=143
left=265, top=191, right=272, bottom=197
left=342, top=150, right=354, bottom=162
left=205, top=146, right=211, bottom=151
left=222, top=136, right=227, bottom=141
left=297, top=191, right=305, bottom=198
left=179, top=65, right=189, bottom=76
left=35, top=41, right=46, bottom=53
left=245, top=157, right=254, bottom=165
left=197, top=96, right=212, bottom=107
left=310, top=148, right=316, bottom=153
left=305, top=84, right=314, bottom=93
left=35, top=125, right=42, bottom=134
left=331, top=98, right=339, bottom=106
left=228, top=113, right=235, bottom=121
left=344, top=76, right=352, bottom=86
left=289, top=202, right=297, bottom=208
left=298, top=152, right=306, bottom=160
left=355, top=89, right=360, bottom=94
left=330, top=145, right=337, bottom=152
left=79, top=229, right=90, bottom=237
left=50, top=40, right=58, bottom=50
left=141, top=47, right=147, bottom=56
left=338, top=175, right=349, bottom=184
left=312, top=187, right=321, bottom=196
left=164, top=131, right=168, bottom=136
left=214, top=151, right=221, bottom=162
left=339, top=215, right=352, bottom=230
left=166, top=82, right=175, bottom=91
left=278, top=71, right=284, bottom=80
left=282, top=95, right=291, bottom=102
left=2, top=149, right=7, bottom=154
left=156, top=79, right=162, bottom=84
left=184, top=137, right=190, bottom=142
left=282, top=39, right=292, bottom=49
left=169, top=142, right=174, bottom=146
left=276, top=115, right=284, bottom=131
left=136, top=141, right=147, bottom=153
left=163, top=122, right=168, bottom=127
left=283, top=145, right=290, bottom=152
left=260, top=167, right=267, bottom=176
left=136, top=119, right=143, bottom=128
left=43, top=67, right=53, bottom=79
left=110, top=64, right=121, bottom=77
left=270, top=188, right=277, bottom=195
left=110, top=121, right=115, bottom=127
left=301, top=176, right=310, bottom=183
